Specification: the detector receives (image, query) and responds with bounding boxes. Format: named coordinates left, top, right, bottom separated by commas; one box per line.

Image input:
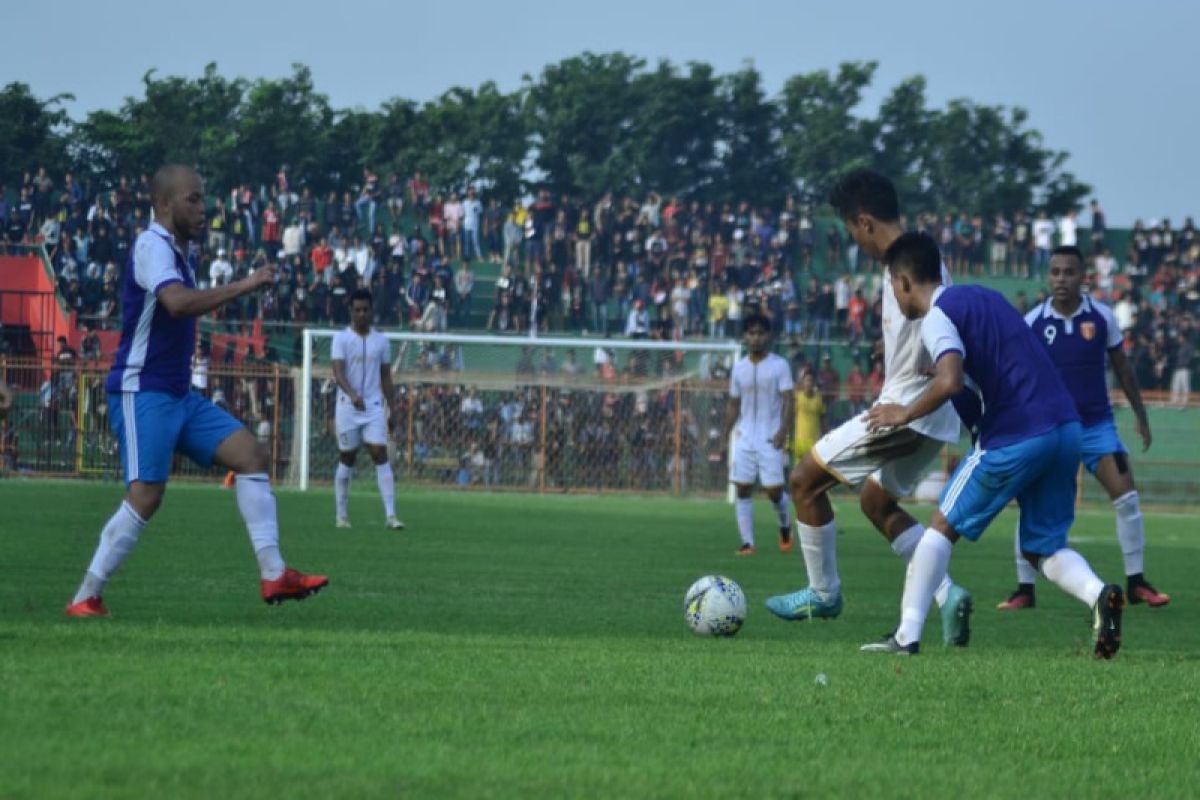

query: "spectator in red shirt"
left=261, top=201, right=281, bottom=260
left=311, top=238, right=333, bottom=283
left=847, top=288, right=866, bottom=343
left=845, top=362, right=867, bottom=414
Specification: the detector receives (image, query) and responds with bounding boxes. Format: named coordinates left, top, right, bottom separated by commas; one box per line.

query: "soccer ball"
left=683, top=575, right=747, bottom=636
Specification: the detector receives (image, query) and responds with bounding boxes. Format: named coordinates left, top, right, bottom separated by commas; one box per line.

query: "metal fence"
left=3, top=356, right=1198, bottom=508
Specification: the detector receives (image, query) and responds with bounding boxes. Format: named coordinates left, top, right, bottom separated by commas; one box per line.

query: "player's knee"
left=339, top=451, right=357, bottom=467
left=789, top=458, right=826, bottom=501
left=126, top=483, right=164, bottom=519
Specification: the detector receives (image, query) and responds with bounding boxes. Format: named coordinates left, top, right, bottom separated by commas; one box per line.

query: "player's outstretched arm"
left=157, top=265, right=276, bottom=319
left=866, top=352, right=963, bottom=431
left=1108, top=347, right=1152, bottom=451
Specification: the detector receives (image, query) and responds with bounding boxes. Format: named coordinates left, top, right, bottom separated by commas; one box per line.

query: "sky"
left=5, top=0, right=1196, bottom=227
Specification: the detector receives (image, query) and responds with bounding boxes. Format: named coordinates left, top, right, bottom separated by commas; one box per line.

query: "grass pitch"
left=1, top=480, right=1198, bottom=799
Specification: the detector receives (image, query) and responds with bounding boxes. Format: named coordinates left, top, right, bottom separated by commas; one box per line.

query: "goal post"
left=294, top=328, right=742, bottom=494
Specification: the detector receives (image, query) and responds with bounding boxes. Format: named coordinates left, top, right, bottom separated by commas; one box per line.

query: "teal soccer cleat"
left=765, top=586, right=843, bottom=621
left=941, top=584, right=974, bottom=647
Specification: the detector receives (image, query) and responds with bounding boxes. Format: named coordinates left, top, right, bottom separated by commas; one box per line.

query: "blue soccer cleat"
left=765, top=586, right=843, bottom=621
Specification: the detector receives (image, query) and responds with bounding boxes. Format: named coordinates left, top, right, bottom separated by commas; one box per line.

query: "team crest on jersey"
left=1080, top=321, right=1096, bottom=340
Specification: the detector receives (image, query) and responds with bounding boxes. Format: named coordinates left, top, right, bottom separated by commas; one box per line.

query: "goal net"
left=290, top=330, right=741, bottom=495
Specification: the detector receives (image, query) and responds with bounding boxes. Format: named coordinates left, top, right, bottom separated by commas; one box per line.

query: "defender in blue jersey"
left=998, top=246, right=1169, bottom=610
left=861, top=232, right=1124, bottom=659
left=66, top=165, right=327, bottom=618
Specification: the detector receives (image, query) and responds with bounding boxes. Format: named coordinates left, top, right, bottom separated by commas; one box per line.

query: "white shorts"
left=730, top=439, right=789, bottom=487
left=811, top=414, right=945, bottom=498
left=335, top=400, right=388, bottom=451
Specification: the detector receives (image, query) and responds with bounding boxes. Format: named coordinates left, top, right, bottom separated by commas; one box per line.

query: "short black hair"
left=1050, top=245, right=1084, bottom=266
left=350, top=288, right=373, bottom=306
left=829, top=169, right=899, bottom=223
left=742, top=312, right=771, bottom=335
left=884, top=232, right=943, bottom=284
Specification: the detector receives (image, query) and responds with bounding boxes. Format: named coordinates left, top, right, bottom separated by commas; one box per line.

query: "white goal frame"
left=297, top=328, right=742, bottom=490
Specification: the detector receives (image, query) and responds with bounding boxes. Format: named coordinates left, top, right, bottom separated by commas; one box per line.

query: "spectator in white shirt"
left=209, top=249, right=233, bottom=287
left=1032, top=210, right=1056, bottom=280
left=461, top=188, right=483, bottom=261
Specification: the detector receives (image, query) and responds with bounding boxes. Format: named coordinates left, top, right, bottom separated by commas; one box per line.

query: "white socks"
left=771, top=491, right=791, bottom=531
left=335, top=462, right=354, bottom=520
left=797, top=520, right=840, bottom=600
left=235, top=473, right=285, bottom=580
left=1012, top=521, right=1038, bottom=584
left=1113, top=490, right=1145, bottom=576
left=376, top=463, right=396, bottom=517
left=895, top=529, right=953, bottom=646
left=1040, top=548, right=1105, bottom=607
left=890, top=523, right=953, bottom=607
left=735, top=498, right=755, bottom=547
left=73, top=501, right=146, bottom=603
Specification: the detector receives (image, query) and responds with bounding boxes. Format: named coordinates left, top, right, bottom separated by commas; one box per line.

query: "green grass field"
left=1, top=481, right=1198, bottom=799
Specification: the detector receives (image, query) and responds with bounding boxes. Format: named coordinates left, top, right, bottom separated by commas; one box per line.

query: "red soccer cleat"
left=1128, top=581, right=1170, bottom=608
left=65, top=597, right=110, bottom=618
left=735, top=544, right=756, bottom=557
left=996, top=590, right=1035, bottom=611
left=261, top=568, right=329, bottom=605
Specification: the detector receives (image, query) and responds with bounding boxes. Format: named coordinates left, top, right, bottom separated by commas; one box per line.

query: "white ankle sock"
left=1113, top=490, right=1145, bottom=576
left=772, top=491, right=791, bottom=530
left=735, top=498, right=755, bottom=547
left=335, top=462, right=354, bottom=520
left=376, top=463, right=396, bottom=517
left=1040, top=548, right=1105, bottom=607
left=895, top=530, right=953, bottom=646
left=74, top=501, right=146, bottom=603
left=797, top=519, right=840, bottom=600
left=891, top=523, right=953, bottom=607
left=235, top=473, right=285, bottom=580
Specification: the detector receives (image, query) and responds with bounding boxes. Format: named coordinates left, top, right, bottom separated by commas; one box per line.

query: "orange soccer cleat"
left=65, top=597, right=110, bottom=618
left=261, top=568, right=329, bottom=605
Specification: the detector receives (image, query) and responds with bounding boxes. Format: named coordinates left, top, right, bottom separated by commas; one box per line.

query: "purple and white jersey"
left=105, top=222, right=197, bottom=396
left=922, top=285, right=1078, bottom=450
left=1025, top=296, right=1122, bottom=427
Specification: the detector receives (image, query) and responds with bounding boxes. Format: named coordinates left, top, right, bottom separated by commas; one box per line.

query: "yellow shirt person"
left=793, top=372, right=825, bottom=459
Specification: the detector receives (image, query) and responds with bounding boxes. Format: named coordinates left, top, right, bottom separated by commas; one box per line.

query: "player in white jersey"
left=331, top=289, right=403, bottom=529
left=719, top=313, right=795, bottom=555
left=765, top=170, right=975, bottom=647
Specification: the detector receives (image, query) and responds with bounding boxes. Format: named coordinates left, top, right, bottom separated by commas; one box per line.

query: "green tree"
left=714, top=65, right=788, bottom=205
left=235, top=65, right=335, bottom=191
left=525, top=52, right=646, bottom=197
left=0, top=82, right=73, bottom=188
left=779, top=61, right=877, bottom=204
left=74, top=64, right=245, bottom=187
left=627, top=61, right=721, bottom=197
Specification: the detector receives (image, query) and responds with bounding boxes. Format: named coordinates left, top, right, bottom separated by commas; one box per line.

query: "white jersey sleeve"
left=1024, top=303, right=1045, bottom=327
left=922, top=306, right=965, bottom=363
left=134, top=233, right=183, bottom=294
left=1091, top=300, right=1123, bottom=349
left=878, top=262, right=961, bottom=443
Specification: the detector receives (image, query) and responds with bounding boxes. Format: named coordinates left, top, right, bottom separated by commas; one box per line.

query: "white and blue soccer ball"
left=684, top=575, right=747, bottom=636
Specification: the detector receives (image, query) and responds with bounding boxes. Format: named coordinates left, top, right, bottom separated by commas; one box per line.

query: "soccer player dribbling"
left=998, top=246, right=1168, bottom=609
left=862, top=232, right=1123, bottom=658
left=765, top=170, right=974, bottom=649
left=65, top=165, right=327, bottom=617
left=331, top=288, right=404, bottom=530
left=718, top=313, right=795, bottom=556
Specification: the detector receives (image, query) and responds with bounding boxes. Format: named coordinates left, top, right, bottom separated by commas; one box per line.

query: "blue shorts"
left=939, top=422, right=1081, bottom=556
left=108, top=391, right=244, bottom=485
left=1080, top=418, right=1126, bottom=474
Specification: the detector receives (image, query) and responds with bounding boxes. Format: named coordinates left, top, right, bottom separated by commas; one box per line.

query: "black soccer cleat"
left=1092, top=584, right=1125, bottom=660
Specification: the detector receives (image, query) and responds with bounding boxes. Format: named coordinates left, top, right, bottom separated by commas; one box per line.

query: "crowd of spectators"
left=0, top=166, right=1195, bottom=401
